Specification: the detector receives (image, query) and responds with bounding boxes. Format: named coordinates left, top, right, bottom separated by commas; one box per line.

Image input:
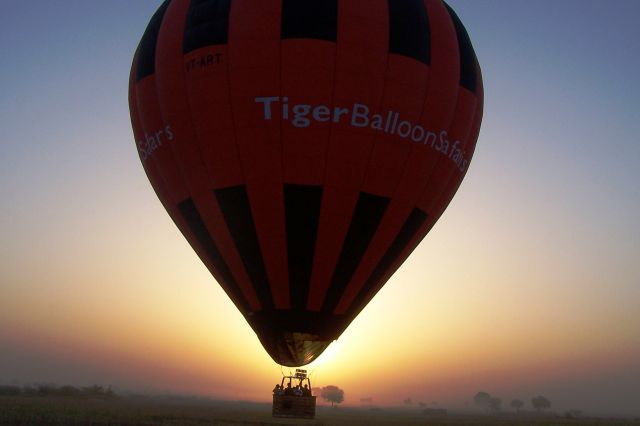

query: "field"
left=1, top=395, right=638, bottom=426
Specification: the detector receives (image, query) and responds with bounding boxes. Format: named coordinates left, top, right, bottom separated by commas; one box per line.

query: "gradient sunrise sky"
left=1, top=0, right=639, bottom=417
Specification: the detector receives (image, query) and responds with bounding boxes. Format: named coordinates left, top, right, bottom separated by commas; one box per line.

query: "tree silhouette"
left=531, top=395, right=551, bottom=412
left=489, top=397, right=502, bottom=412
left=510, top=399, right=524, bottom=413
left=473, top=391, right=492, bottom=413
left=320, top=385, right=344, bottom=407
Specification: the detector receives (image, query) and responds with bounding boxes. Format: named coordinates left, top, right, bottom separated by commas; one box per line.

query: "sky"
left=1, top=0, right=639, bottom=417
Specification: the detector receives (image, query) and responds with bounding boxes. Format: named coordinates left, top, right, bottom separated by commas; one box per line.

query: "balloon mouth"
left=257, top=331, right=332, bottom=367
left=246, top=310, right=347, bottom=367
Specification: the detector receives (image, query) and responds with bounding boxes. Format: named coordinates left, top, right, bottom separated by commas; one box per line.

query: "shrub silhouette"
left=489, top=397, right=502, bottom=412
left=0, top=384, right=116, bottom=399
left=0, top=385, right=21, bottom=396
left=510, top=399, right=524, bottom=412
left=532, top=395, right=551, bottom=412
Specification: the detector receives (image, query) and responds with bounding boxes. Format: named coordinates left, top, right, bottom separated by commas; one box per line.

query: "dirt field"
left=1, top=396, right=638, bottom=426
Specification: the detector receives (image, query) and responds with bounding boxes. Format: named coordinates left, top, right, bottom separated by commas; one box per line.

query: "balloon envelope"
left=129, top=0, right=483, bottom=367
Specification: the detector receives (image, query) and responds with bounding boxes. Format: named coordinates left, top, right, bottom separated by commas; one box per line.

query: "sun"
left=307, top=339, right=344, bottom=371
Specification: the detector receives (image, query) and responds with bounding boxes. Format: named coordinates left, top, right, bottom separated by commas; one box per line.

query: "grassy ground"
left=1, top=395, right=638, bottom=426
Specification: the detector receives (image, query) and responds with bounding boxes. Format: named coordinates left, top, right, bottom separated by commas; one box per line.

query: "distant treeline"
left=0, top=384, right=117, bottom=399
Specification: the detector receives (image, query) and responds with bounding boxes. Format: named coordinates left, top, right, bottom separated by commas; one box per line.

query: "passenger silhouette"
left=284, top=382, right=293, bottom=396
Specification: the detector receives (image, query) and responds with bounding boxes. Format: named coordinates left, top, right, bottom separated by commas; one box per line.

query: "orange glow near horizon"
left=2, top=190, right=639, bottom=410
left=3, top=226, right=638, bottom=408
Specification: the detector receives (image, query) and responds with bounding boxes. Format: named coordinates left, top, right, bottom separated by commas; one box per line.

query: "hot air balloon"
left=129, top=0, right=483, bottom=368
